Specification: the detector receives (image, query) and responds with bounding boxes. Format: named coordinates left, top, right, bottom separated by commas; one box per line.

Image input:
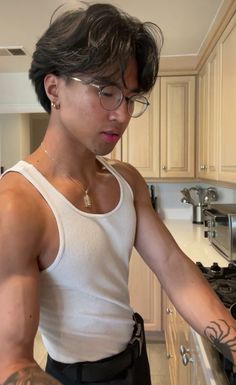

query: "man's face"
left=53, top=57, right=139, bottom=156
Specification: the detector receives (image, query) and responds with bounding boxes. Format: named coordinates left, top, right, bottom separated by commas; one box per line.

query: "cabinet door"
left=197, top=65, right=208, bottom=177
left=160, top=76, right=195, bottom=178
left=207, top=49, right=219, bottom=179
left=128, top=248, right=162, bottom=332
left=197, top=49, right=219, bottom=180
left=122, top=81, right=160, bottom=178
left=218, top=13, right=236, bottom=183
left=164, top=296, right=193, bottom=385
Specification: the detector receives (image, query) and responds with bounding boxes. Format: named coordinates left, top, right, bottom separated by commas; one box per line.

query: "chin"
left=93, top=147, right=115, bottom=157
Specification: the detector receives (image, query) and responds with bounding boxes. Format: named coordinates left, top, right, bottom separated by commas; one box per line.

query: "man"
left=0, top=3, right=236, bottom=385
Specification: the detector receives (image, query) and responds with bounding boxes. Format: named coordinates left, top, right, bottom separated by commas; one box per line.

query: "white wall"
left=0, top=73, right=43, bottom=113
left=148, top=182, right=236, bottom=220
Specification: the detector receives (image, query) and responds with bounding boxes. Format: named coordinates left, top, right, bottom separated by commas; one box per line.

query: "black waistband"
left=47, top=313, right=144, bottom=383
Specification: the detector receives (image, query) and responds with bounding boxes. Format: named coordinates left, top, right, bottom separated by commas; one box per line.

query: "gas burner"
left=196, top=261, right=236, bottom=384
left=210, top=279, right=236, bottom=307
left=196, top=261, right=236, bottom=307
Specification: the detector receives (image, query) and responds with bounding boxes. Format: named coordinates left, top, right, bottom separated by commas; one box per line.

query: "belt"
left=48, top=313, right=144, bottom=383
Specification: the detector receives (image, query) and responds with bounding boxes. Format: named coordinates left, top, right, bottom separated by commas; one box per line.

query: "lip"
left=101, top=131, right=121, bottom=144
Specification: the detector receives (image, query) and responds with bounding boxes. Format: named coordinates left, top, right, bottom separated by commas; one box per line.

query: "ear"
left=44, top=74, right=60, bottom=105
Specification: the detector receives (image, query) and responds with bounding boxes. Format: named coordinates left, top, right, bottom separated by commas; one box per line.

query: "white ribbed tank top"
left=7, top=157, right=136, bottom=363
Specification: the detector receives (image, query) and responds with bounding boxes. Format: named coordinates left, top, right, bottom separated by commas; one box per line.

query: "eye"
left=100, top=85, right=119, bottom=98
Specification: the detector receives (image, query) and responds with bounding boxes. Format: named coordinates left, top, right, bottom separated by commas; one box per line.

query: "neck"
left=38, top=142, right=96, bottom=209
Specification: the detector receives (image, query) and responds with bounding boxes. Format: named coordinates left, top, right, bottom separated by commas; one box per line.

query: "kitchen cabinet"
left=164, top=294, right=191, bottom=385
left=160, top=76, right=195, bottom=178
left=111, top=76, right=196, bottom=180
left=128, top=248, right=162, bottom=332
left=197, top=48, right=219, bottom=180
left=164, top=293, right=229, bottom=385
left=121, top=79, right=160, bottom=178
left=197, top=12, right=236, bottom=184
left=218, top=12, right=236, bottom=183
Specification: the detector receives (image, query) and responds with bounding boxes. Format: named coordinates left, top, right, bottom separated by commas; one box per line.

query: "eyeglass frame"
left=69, top=76, right=150, bottom=118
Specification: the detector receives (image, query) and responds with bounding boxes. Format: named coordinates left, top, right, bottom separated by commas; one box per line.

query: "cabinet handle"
left=200, top=165, right=207, bottom=170
left=182, top=352, right=194, bottom=366
left=162, top=165, right=167, bottom=170
left=166, top=307, right=173, bottom=314
left=179, top=345, right=189, bottom=356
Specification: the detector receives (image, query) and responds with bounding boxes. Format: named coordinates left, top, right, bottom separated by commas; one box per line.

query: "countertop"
left=163, top=218, right=229, bottom=267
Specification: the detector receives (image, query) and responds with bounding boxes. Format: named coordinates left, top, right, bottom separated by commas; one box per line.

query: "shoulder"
left=103, top=158, right=149, bottom=201
left=0, top=172, right=45, bottom=261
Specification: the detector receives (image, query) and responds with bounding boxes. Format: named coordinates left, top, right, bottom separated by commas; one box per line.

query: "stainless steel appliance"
left=196, top=261, right=236, bottom=385
left=181, top=186, right=217, bottom=224
left=204, top=204, right=236, bottom=261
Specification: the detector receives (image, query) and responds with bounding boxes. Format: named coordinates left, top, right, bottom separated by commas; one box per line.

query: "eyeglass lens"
left=99, top=85, right=148, bottom=117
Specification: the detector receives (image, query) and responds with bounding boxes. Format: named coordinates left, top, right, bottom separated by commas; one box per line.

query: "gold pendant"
left=84, top=191, right=92, bottom=208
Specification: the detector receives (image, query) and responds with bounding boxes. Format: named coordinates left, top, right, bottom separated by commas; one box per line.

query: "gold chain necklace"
left=40, top=143, right=92, bottom=209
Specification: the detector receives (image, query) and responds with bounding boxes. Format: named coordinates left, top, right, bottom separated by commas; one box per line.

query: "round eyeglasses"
left=70, top=76, right=150, bottom=118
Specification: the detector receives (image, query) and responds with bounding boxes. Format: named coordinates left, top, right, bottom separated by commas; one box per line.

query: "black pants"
left=45, top=315, right=151, bottom=385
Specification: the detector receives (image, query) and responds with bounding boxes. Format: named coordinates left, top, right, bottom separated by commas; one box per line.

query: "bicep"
left=0, top=193, right=41, bottom=372
left=0, top=259, right=40, bottom=373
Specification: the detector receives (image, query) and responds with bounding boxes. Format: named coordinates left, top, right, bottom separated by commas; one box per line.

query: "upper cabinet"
left=218, top=13, right=236, bottom=183
left=197, top=48, right=219, bottom=180
left=197, top=12, right=236, bottom=184
left=110, top=76, right=196, bottom=179
left=121, top=79, right=160, bottom=178
left=160, top=76, right=195, bottom=178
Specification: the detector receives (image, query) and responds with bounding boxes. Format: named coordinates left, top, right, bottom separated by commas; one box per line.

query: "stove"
left=196, top=261, right=236, bottom=385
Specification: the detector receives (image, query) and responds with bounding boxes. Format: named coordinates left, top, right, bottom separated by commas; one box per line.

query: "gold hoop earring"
left=51, top=101, right=60, bottom=110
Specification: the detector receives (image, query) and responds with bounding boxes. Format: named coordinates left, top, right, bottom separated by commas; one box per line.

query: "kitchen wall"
left=148, top=182, right=236, bottom=220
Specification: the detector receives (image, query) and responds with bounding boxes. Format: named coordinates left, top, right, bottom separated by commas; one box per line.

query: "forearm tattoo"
left=204, top=319, right=236, bottom=362
left=2, top=366, right=61, bottom=385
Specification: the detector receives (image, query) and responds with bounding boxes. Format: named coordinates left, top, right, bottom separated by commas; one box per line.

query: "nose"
left=108, top=98, right=131, bottom=123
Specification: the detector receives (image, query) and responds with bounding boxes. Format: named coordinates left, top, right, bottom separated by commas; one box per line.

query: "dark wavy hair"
left=29, top=3, right=163, bottom=113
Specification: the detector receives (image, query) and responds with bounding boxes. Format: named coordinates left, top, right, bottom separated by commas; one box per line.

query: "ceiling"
left=0, top=0, right=231, bottom=73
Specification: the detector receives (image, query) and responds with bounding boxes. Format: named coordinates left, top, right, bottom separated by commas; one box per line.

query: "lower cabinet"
left=164, top=295, right=191, bottom=385
left=164, top=294, right=229, bottom=385
left=128, top=248, right=162, bottom=332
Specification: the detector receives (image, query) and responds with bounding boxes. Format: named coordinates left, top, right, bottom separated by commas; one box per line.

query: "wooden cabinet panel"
left=164, top=295, right=229, bottom=385
left=208, top=50, right=219, bottom=179
left=160, top=76, right=195, bottom=178
left=197, top=66, right=208, bottom=177
left=128, top=248, right=162, bottom=332
left=164, top=295, right=191, bottom=385
left=122, top=80, right=160, bottom=178
left=197, top=48, right=219, bottom=180
left=218, top=13, right=236, bottom=183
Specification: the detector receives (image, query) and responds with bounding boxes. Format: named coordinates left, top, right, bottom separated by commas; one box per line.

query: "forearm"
left=204, top=318, right=236, bottom=364
left=2, top=365, right=62, bottom=385
left=161, top=253, right=236, bottom=364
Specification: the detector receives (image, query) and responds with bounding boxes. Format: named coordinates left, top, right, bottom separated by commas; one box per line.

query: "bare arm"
left=117, top=162, right=236, bottom=364
left=0, top=185, right=61, bottom=385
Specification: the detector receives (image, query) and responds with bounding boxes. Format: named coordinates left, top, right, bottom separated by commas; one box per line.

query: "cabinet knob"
left=162, top=165, right=167, bottom=170
left=182, top=352, right=194, bottom=366
left=166, top=353, right=173, bottom=359
left=200, top=165, right=207, bottom=170
left=179, top=345, right=189, bottom=356
left=166, top=307, right=173, bottom=314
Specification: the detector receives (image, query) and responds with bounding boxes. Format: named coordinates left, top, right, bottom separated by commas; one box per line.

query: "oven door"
left=204, top=209, right=231, bottom=260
